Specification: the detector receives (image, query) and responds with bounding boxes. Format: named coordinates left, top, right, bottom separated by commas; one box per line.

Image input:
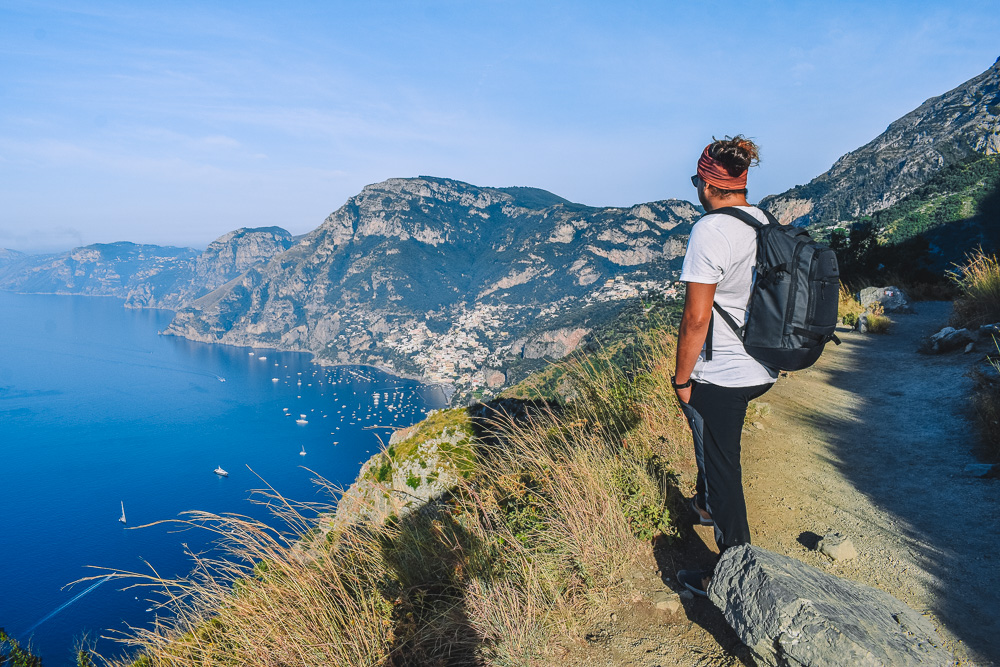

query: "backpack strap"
left=711, top=205, right=779, bottom=228
left=701, top=206, right=773, bottom=359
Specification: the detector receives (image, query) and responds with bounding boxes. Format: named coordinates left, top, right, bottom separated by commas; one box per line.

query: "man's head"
left=691, top=135, right=759, bottom=211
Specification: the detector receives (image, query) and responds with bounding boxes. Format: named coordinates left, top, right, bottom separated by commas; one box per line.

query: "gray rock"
left=977, top=322, right=1000, bottom=343
left=816, top=533, right=858, bottom=561
left=708, top=545, right=954, bottom=666
left=652, top=591, right=682, bottom=614
left=859, top=286, right=913, bottom=314
left=919, top=326, right=976, bottom=354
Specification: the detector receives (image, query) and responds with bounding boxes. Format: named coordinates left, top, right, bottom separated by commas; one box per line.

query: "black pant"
left=680, top=380, right=772, bottom=554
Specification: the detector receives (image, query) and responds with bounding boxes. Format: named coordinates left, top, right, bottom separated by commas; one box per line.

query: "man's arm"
left=674, top=282, right=717, bottom=403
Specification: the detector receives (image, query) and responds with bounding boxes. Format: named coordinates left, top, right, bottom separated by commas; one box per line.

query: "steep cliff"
left=762, top=57, right=1000, bottom=226
left=124, top=227, right=294, bottom=308
left=163, top=177, right=698, bottom=398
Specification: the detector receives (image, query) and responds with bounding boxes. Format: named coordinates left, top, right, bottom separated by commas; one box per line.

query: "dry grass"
left=840, top=286, right=892, bottom=334
left=951, top=247, right=1000, bottom=328
left=838, top=284, right=865, bottom=328
left=96, top=328, right=691, bottom=666
left=864, top=303, right=892, bottom=335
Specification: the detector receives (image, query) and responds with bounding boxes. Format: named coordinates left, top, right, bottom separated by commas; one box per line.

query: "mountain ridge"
left=161, top=176, right=699, bottom=402
left=762, top=56, right=1000, bottom=226
left=0, top=227, right=294, bottom=308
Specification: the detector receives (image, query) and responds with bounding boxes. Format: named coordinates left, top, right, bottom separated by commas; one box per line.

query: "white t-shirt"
left=679, top=206, right=779, bottom=387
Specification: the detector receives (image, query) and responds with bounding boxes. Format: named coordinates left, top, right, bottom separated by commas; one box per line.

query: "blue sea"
left=0, top=292, right=446, bottom=665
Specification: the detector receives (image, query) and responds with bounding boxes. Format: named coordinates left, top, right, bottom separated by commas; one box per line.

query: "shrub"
left=838, top=284, right=864, bottom=326
left=863, top=303, right=892, bottom=334
left=950, top=247, right=1000, bottom=327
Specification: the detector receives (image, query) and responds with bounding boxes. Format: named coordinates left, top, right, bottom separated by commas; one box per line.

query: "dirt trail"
left=740, top=301, right=1000, bottom=664
left=547, top=302, right=1000, bottom=666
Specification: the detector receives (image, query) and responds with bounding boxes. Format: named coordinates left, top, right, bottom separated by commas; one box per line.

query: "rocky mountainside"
left=126, top=227, right=294, bottom=308
left=0, top=248, right=25, bottom=266
left=0, top=227, right=293, bottom=308
left=0, top=242, right=199, bottom=300
left=762, top=56, right=1000, bottom=226
left=163, top=176, right=699, bottom=400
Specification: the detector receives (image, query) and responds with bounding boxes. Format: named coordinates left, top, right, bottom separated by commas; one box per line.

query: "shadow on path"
left=756, top=301, right=1000, bottom=663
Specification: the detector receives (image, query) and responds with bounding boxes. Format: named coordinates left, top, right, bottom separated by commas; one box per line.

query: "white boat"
left=214, top=466, right=229, bottom=477
left=299, top=444, right=307, bottom=456
left=296, top=418, right=308, bottom=425
left=119, top=501, right=126, bottom=524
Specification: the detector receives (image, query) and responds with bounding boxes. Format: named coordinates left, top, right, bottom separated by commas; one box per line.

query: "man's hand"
left=675, top=385, right=692, bottom=404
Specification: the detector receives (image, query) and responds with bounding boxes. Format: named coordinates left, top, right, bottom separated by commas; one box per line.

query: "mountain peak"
left=762, top=57, right=1000, bottom=226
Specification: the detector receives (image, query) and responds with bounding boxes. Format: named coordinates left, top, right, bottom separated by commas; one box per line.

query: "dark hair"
left=707, top=135, right=759, bottom=197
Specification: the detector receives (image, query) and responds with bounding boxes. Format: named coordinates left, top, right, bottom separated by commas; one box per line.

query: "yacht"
left=214, top=466, right=229, bottom=477
left=300, top=444, right=307, bottom=456
left=296, top=418, right=308, bottom=425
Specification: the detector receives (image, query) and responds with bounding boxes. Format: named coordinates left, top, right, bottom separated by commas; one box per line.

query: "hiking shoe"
left=677, top=569, right=712, bottom=598
left=690, top=497, right=714, bottom=526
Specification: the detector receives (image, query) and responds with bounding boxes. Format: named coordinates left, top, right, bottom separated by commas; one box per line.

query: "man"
left=673, top=136, right=778, bottom=597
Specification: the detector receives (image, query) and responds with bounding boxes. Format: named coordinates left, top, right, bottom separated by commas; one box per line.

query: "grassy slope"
left=821, top=154, right=1000, bottom=284
left=96, top=307, right=692, bottom=667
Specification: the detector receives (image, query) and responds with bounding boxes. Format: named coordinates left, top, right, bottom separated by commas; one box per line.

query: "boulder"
left=708, top=545, right=954, bottom=666
left=859, top=286, right=913, bottom=314
left=977, top=322, right=1000, bottom=344
left=919, top=326, right=977, bottom=354
left=816, top=532, right=858, bottom=561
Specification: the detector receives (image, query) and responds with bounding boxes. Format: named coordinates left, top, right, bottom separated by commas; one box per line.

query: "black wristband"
left=671, top=376, right=692, bottom=390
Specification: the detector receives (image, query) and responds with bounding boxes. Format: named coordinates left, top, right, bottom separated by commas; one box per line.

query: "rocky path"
left=741, top=301, right=999, bottom=665
left=547, top=301, right=1000, bottom=666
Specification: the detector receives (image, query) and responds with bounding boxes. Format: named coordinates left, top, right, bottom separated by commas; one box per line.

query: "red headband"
left=697, top=145, right=747, bottom=190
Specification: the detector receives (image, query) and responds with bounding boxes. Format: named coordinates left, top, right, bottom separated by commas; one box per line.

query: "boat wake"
left=24, top=574, right=114, bottom=636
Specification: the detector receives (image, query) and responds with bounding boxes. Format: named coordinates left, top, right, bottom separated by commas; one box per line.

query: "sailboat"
left=299, top=444, right=307, bottom=456
left=119, top=501, right=126, bottom=524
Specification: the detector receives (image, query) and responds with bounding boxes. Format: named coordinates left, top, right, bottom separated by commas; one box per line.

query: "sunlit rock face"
left=762, top=57, right=1000, bottom=226
left=161, top=176, right=699, bottom=395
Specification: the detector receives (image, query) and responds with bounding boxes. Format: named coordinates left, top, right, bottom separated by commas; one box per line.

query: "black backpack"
left=705, top=206, right=841, bottom=372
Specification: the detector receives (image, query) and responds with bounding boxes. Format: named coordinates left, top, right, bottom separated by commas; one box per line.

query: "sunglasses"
left=690, top=174, right=700, bottom=188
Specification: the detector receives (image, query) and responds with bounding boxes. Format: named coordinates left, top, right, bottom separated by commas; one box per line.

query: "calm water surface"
left=0, top=292, right=445, bottom=665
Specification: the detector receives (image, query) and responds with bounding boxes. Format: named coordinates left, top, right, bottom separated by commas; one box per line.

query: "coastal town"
left=325, top=274, right=681, bottom=400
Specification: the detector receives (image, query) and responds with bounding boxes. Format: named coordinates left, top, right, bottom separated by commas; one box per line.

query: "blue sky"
left=1, top=1, right=998, bottom=253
